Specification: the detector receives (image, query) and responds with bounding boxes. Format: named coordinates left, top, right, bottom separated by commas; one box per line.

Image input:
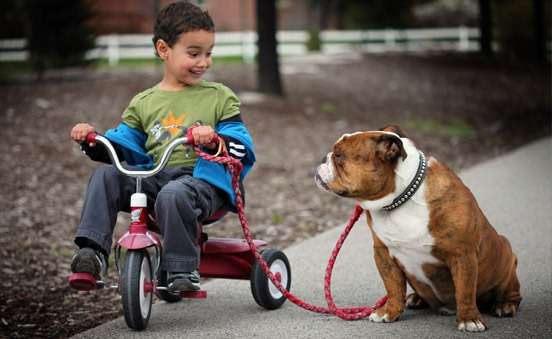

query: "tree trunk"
left=256, top=0, right=284, bottom=96
left=478, top=0, right=493, bottom=56
left=319, top=0, right=331, bottom=30
left=532, top=0, right=546, bottom=61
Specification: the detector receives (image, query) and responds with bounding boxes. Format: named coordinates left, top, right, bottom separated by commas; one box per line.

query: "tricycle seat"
left=202, top=237, right=267, bottom=254
left=146, top=209, right=229, bottom=233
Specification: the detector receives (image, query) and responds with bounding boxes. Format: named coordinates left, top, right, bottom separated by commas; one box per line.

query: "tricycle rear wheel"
left=121, top=249, right=153, bottom=331
left=250, top=249, right=291, bottom=310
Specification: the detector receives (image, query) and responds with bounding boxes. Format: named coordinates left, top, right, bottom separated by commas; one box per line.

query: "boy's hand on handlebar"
left=71, top=123, right=96, bottom=146
left=191, top=125, right=217, bottom=149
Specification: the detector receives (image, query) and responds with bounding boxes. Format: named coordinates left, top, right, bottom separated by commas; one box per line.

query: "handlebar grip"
left=185, top=128, right=195, bottom=145
left=86, top=132, right=99, bottom=144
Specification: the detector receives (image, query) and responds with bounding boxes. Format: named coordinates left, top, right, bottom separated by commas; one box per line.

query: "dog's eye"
left=334, top=152, right=346, bottom=163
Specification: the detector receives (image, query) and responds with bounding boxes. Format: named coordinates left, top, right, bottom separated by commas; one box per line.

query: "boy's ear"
left=156, top=39, right=169, bottom=59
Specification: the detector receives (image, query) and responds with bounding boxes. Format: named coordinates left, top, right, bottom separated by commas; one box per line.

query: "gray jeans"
left=75, top=164, right=226, bottom=272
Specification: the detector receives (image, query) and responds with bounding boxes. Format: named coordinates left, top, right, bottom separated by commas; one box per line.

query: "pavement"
left=73, top=137, right=552, bottom=339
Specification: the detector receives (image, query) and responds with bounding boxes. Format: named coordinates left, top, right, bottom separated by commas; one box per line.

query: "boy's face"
left=159, top=29, right=215, bottom=86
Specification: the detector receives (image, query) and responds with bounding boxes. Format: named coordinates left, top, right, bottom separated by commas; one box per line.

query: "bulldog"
left=315, top=126, right=521, bottom=332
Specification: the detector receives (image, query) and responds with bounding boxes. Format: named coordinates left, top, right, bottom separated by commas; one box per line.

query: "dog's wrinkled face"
left=315, top=131, right=407, bottom=201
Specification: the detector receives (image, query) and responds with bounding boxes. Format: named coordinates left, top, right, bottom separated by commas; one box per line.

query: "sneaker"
left=167, top=271, right=201, bottom=292
left=71, top=247, right=107, bottom=281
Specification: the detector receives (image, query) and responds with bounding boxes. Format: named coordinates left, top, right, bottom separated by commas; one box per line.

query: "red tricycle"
left=68, top=132, right=292, bottom=331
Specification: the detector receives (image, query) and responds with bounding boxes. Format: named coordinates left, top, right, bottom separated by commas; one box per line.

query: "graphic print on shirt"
left=148, top=111, right=184, bottom=141
left=149, top=111, right=206, bottom=159
left=148, top=110, right=186, bottom=157
left=162, top=111, right=186, bottom=137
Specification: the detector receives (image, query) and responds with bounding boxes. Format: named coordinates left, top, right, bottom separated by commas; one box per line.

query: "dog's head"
left=315, top=126, right=408, bottom=201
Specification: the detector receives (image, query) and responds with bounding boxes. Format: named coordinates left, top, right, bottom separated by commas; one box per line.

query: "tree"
left=478, top=0, right=494, bottom=56
left=341, top=0, right=415, bottom=29
left=0, top=0, right=26, bottom=38
left=306, top=0, right=343, bottom=51
left=318, top=0, right=342, bottom=30
left=494, top=0, right=549, bottom=60
left=532, top=0, right=547, bottom=61
left=26, top=0, right=95, bottom=78
left=256, top=0, right=284, bottom=96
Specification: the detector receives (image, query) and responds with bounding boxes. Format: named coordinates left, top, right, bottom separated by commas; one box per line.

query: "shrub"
left=26, top=0, right=95, bottom=76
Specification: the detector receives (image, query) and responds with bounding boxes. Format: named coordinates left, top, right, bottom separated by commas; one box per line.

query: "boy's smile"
left=159, top=29, right=215, bottom=89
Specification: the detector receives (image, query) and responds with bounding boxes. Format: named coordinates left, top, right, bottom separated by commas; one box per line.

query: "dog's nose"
left=320, top=155, right=327, bottom=164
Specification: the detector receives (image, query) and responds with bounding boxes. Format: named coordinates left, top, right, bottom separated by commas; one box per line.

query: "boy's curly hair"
left=152, top=1, right=215, bottom=57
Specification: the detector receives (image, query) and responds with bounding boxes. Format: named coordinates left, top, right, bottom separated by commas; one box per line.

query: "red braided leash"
left=195, top=141, right=388, bottom=320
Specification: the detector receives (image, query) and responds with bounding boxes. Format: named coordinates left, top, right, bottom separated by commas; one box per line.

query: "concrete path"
left=74, top=138, right=552, bottom=338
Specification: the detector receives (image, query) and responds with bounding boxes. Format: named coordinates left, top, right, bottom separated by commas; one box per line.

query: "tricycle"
left=68, top=132, right=291, bottom=330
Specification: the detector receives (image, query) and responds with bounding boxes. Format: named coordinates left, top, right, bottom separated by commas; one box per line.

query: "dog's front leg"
left=448, top=254, right=487, bottom=332
left=369, top=235, right=406, bottom=323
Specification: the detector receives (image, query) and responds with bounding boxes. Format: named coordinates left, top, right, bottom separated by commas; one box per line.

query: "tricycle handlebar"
left=86, top=132, right=190, bottom=179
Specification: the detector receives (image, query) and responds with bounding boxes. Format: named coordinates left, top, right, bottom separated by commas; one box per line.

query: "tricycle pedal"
left=68, top=272, right=99, bottom=291
left=181, top=290, right=207, bottom=299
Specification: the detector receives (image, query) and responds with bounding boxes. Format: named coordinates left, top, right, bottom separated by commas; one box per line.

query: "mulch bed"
left=0, top=53, right=549, bottom=338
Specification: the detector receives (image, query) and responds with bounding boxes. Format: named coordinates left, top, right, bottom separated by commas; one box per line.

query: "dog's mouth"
left=315, top=173, right=331, bottom=192
left=315, top=173, right=351, bottom=197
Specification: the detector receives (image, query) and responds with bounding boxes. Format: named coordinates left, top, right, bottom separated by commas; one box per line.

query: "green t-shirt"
left=121, top=81, right=240, bottom=167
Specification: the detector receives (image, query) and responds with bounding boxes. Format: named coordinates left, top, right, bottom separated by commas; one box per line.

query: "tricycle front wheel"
left=121, top=249, right=153, bottom=331
left=250, top=249, right=291, bottom=310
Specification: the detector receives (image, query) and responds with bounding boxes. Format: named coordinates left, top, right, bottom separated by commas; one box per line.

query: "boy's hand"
left=71, top=123, right=96, bottom=146
left=191, top=125, right=217, bottom=149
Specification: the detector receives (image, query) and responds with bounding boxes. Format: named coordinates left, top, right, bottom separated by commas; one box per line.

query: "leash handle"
left=194, top=148, right=388, bottom=320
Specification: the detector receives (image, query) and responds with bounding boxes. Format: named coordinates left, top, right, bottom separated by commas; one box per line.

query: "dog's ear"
left=379, top=125, right=407, bottom=138
left=376, top=133, right=407, bottom=162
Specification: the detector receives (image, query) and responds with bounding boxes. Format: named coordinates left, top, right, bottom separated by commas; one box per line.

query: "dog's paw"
left=406, top=293, right=429, bottom=309
left=369, top=304, right=401, bottom=323
left=493, top=302, right=518, bottom=317
left=457, top=319, right=487, bottom=332
left=369, top=311, right=392, bottom=323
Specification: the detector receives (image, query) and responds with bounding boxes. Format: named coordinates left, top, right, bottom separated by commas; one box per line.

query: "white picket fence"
left=0, top=27, right=479, bottom=64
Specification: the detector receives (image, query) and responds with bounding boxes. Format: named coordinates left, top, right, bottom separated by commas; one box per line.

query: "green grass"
left=51, top=246, right=74, bottom=258
left=320, top=102, right=337, bottom=113
left=0, top=56, right=245, bottom=79
left=94, top=56, right=244, bottom=69
left=94, top=57, right=161, bottom=69
left=404, top=118, right=477, bottom=139
left=0, top=61, right=34, bottom=79
left=271, top=213, right=285, bottom=225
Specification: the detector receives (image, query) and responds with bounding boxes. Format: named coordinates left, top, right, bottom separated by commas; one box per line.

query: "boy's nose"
left=197, top=57, right=210, bottom=68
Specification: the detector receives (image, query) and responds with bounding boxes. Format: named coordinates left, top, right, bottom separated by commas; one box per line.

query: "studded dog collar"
left=382, top=151, right=427, bottom=212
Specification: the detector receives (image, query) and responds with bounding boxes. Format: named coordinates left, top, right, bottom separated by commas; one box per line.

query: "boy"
left=70, top=2, right=255, bottom=292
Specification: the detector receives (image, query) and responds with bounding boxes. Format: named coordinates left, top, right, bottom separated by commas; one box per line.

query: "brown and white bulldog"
left=315, top=126, right=521, bottom=332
